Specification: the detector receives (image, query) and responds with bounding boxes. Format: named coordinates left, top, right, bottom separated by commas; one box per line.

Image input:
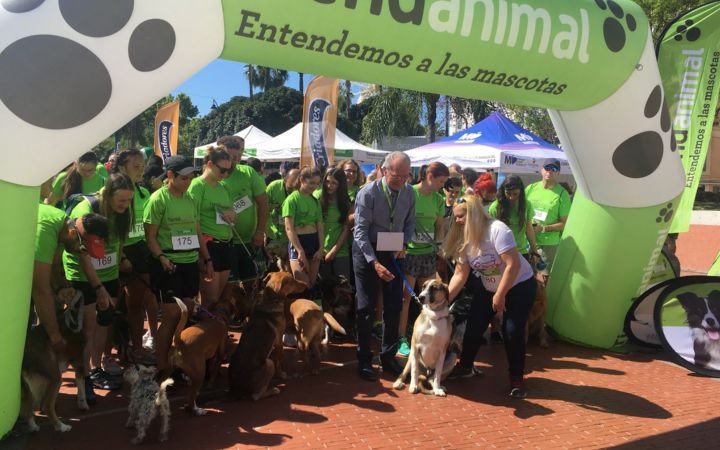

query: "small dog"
left=288, top=298, right=346, bottom=375
left=20, top=290, right=88, bottom=433
left=228, top=286, right=288, bottom=400
left=320, top=275, right=355, bottom=336
left=526, top=281, right=549, bottom=348
left=678, top=290, right=720, bottom=369
left=167, top=294, right=232, bottom=416
left=124, top=364, right=173, bottom=444
left=393, top=280, right=452, bottom=397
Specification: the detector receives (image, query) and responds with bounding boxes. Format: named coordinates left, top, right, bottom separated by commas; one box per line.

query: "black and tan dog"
left=678, top=290, right=720, bottom=369
left=320, top=275, right=355, bottom=337
left=20, top=291, right=89, bottom=432
left=393, top=280, right=452, bottom=396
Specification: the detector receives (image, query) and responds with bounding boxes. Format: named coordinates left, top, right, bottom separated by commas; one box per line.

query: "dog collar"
left=423, top=304, right=450, bottom=320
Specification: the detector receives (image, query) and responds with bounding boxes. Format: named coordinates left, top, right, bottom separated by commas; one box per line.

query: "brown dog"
left=20, top=292, right=88, bottom=432
left=288, top=299, right=346, bottom=375
left=220, top=280, right=260, bottom=326
left=228, top=286, right=288, bottom=400
left=526, top=279, right=549, bottom=347
left=168, top=294, right=234, bottom=416
left=320, top=275, right=355, bottom=336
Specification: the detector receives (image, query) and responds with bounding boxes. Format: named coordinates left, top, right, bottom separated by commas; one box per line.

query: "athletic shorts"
left=72, top=279, right=120, bottom=306
left=231, top=242, right=265, bottom=282
left=403, top=253, right=437, bottom=279
left=289, top=233, right=320, bottom=261
left=123, top=240, right=150, bottom=274
left=206, top=238, right=233, bottom=272
left=148, top=257, right=199, bottom=303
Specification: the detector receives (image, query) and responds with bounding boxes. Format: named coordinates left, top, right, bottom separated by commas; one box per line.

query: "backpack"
left=64, top=193, right=100, bottom=216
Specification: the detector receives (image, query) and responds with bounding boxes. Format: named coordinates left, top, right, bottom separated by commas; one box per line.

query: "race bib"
left=91, top=252, right=117, bottom=271
left=233, top=196, right=252, bottom=214
left=469, top=254, right=502, bottom=291
left=128, top=222, right=145, bottom=239
left=533, top=209, right=548, bottom=222
left=412, top=230, right=434, bottom=244
left=171, top=234, right=199, bottom=251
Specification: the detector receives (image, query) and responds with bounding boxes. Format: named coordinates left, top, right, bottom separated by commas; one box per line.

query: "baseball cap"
left=75, top=218, right=105, bottom=259
left=164, top=155, right=196, bottom=176
left=541, top=158, right=561, bottom=170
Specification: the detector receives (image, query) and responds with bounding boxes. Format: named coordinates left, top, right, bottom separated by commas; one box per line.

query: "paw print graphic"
left=595, top=0, right=637, bottom=53
left=0, top=0, right=224, bottom=186
left=673, top=20, right=701, bottom=42
left=656, top=203, right=674, bottom=223
left=612, top=85, right=672, bottom=179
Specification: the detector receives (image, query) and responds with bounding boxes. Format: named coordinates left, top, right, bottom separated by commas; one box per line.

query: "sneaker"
left=371, top=321, right=383, bottom=341
left=83, top=377, right=97, bottom=405
left=447, top=363, right=483, bottom=380
left=509, top=380, right=527, bottom=399
left=397, top=337, right=411, bottom=357
left=129, top=347, right=157, bottom=366
left=90, top=368, right=122, bottom=391
left=282, top=333, right=297, bottom=348
left=102, top=356, right=123, bottom=376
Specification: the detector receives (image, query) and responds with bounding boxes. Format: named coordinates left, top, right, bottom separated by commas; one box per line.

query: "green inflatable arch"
left=0, top=0, right=685, bottom=436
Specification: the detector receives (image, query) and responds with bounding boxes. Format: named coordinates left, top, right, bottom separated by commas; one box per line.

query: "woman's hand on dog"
left=492, top=292, right=506, bottom=313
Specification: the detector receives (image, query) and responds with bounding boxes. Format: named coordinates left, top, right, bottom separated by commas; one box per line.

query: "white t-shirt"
left=461, top=220, right=534, bottom=292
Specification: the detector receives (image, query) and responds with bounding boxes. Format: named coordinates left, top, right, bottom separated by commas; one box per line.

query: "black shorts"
left=149, top=257, right=200, bottom=303
left=231, top=243, right=265, bottom=282
left=72, top=279, right=120, bottom=306
left=123, top=240, right=150, bottom=274
left=207, top=238, right=233, bottom=272
left=289, top=233, right=320, bottom=261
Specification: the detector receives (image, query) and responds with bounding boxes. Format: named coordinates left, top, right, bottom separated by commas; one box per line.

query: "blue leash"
left=391, top=257, right=422, bottom=305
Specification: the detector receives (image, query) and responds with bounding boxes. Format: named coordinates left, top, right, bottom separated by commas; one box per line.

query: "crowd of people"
left=31, top=137, right=575, bottom=407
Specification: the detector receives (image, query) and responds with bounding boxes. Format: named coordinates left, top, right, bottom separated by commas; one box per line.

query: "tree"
left=299, top=72, right=304, bottom=93
left=359, top=87, right=424, bottom=145
left=500, top=105, right=560, bottom=145
left=635, top=0, right=706, bottom=41
left=255, top=66, right=289, bottom=92
left=244, top=64, right=258, bottom=99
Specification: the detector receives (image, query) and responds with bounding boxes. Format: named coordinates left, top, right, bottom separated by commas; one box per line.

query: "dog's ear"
left=677, top=292, right=701, bottom=311
left=707, top=290, right=720, bottom=302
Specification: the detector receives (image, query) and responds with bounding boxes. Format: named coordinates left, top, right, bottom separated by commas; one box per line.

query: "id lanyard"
left=382, top=178, right=402, bottom=229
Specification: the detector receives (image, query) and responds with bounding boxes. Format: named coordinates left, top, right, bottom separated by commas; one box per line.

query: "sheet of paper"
left=376, top=232, right=404, bottom=252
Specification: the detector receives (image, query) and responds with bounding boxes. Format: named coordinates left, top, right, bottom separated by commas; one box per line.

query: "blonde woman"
left=445, top=195, right=536, bottom=399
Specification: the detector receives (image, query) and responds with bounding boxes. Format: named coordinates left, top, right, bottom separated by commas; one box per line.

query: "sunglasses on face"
left=217, top=166, right=232, bottom=175
left=455, top=197, right=467, bottom=204
left=543, top=165, right=560, bottom=172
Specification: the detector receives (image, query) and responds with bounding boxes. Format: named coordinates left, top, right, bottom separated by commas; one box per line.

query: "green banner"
left=221, top=0, right=648, bottom=110
left=659, top=2, right=720, bottom=233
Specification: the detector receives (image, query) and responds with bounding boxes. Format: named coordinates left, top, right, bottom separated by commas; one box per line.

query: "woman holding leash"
left=188, top=146, right=236, bottom=305
left=144, top=155, right=214, bottom=376
left=397, top=161, right=449, bottom=357
left=111, top=149, right=158, bottom=364
left=283, top=167, right=324, bottom=290
left=315, top=167, right=352, bottom=280
left=63, top=172, right=134, bottom=391
left=444, top=195, right=536, bottom=398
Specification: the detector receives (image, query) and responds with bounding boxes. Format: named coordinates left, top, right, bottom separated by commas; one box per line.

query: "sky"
left=172, top=59, right=365, bottom=117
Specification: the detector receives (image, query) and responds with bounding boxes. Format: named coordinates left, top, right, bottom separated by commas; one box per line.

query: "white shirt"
left=462, top=220, right=534, bottom=292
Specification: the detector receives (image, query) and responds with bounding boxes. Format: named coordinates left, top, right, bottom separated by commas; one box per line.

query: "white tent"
left=250, top=123, right=388, bottom=164
left=193, top=125, right=272, bottom=159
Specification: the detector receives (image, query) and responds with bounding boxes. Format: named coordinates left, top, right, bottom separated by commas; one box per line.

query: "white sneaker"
left=142, top=331, right=155, bottom=351
left=283, top=333, right=297, bottom=348
left=102, top=356, right=123, bottom=376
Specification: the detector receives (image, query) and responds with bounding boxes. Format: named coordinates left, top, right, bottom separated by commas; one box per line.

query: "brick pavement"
left=4, top=336, right=719, bottom=450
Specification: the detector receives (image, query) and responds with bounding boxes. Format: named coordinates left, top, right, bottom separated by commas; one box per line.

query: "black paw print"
left=612, top=85, right=671, bottom=179
left=595, top=0, right=637, bottom=53
left=674, top=20, right=701, bottom=42
left=0, top=0, right=176, bottom=130
left=656, top=203, right=674, bottom=223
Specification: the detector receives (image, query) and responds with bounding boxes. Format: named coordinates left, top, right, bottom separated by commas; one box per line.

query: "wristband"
left=541, top=225, right=546, bottom=233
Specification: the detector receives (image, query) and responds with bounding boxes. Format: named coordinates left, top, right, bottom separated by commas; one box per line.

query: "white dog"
left=393, top=280, right=452, bottom=396
left=123, top=365, right=173, bottom=444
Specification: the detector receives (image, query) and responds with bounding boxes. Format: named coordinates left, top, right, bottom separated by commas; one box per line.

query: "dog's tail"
left=323, top=312, right=346, bottom=335
left=173, top=297, right=188, bottom=349
left=157, top=378, right=174, bottom=406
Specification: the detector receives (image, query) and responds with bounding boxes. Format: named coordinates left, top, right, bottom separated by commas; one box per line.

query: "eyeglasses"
left=543, top=165, right=560, bottom=172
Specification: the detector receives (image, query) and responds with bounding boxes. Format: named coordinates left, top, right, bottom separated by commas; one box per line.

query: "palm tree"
left=299, top=72, right=304, bottom=93
left=255, top=67, right=289, bottom=92
left=345, top=80, right=352, bottom=116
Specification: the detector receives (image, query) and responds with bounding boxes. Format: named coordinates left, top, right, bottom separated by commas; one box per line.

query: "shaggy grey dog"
left=123, top=365, right=173, bottom=444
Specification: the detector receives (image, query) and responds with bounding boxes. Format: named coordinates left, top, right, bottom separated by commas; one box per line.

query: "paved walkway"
left=5, top=337, right=719, bottom=450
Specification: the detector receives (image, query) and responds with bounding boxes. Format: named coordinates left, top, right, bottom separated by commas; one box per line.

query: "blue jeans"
left=460, top=276, right=536, bottom=378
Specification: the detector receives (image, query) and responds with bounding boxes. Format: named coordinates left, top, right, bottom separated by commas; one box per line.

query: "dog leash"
left=391, top=257, right=422, bottom=306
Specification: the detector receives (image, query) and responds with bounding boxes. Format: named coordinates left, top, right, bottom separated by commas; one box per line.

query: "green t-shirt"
left=96, top=163, right=109, bottom=179
left=143, top=186, right=200, bottom=264
left=220, top=164, right=266, bottom=243
left=188, top=177, right=233, bottom=241
left=348, top=186, right=359, bottom=203
left=282, top=191, right=321, bottom=229
left=35, top=204, right=66, bottom=265
left=488, top=199, right=534, bottom=254
left=52, top=171, right=105, bottom=200
left=126, top=185, right=151, bottom=246
left=407, top=185, right=444, bottom=256
left=524, top=182, right=572, bottom=246
left=313, top=190, right=349, bottom=257
left=63, top=199, right=121, bottom=282
left=266, top=179, right=289, bottom=243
